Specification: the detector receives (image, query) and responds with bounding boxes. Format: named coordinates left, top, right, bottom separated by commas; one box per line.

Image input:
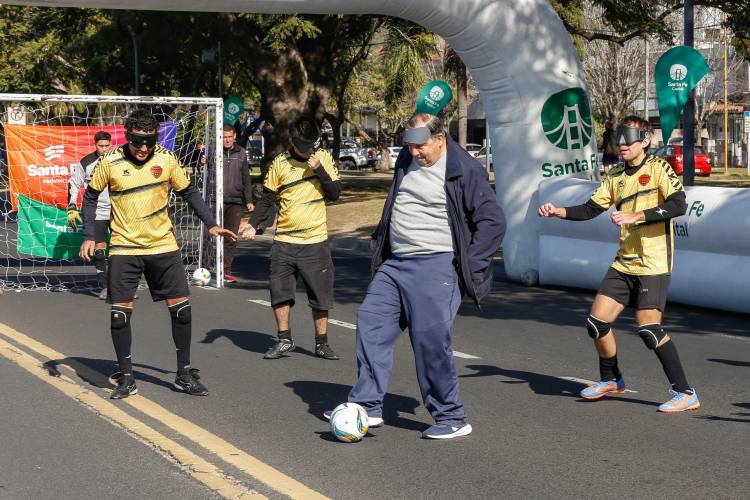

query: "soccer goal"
left=0, top=94, right=225, bottom=292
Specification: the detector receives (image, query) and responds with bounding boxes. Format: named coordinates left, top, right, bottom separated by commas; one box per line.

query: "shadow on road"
left=43, top=357, right=175, bottom=391
left=200, top=328, right=319, bottom=357
left=284, top=380, right=427, bottom=432
left=707, top=358, right=750, bottom=368
left=461, top=364, right=659, bottom=407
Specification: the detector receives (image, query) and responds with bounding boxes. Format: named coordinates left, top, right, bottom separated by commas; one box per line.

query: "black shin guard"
left=111, top=305, right=133, bottom=375
left=599, top=354, right=621, bottom=381
left=169, top=300, right=192, bottom=372
left=94, top=248, right=108, bottom=289
left=655, top=340, right=691, bottom=393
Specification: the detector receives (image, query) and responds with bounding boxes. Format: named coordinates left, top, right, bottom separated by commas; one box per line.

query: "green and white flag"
left=17, top=194, right=85, bottom=259
left=655, top=46, right=711, bottom=142
left=223, top=96, right=244, bottom=125
left=416, top=80, right=453, bottom=115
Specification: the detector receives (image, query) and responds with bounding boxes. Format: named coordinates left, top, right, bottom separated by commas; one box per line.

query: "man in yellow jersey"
left=538, top=115, right=700, bottom=413
left=79, top=109, right=236, bottom=399
left=239, top=116, right=341, bottom=360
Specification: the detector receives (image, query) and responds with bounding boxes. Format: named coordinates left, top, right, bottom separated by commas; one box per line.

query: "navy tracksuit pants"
left=348, top=253, right=467, bottom=425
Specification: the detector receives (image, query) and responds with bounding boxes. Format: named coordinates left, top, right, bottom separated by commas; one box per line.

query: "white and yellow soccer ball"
left=191, top=267, right=212, bottom=286
left=329, top=402, right=369, bottom=443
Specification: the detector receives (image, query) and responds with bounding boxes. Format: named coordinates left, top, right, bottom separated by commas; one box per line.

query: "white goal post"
left=0, top=93, right=226, bottom=291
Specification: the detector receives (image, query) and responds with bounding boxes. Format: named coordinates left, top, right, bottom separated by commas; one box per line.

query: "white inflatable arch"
left=9, top=0, right=599, bottom=286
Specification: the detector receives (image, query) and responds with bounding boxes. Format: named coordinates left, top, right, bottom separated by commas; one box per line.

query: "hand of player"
left=246, top=202, right=255, bottom=212
left=238, top=223, right=257, bottom=241
left=209, top=226, right=237, bottom=241
left=307, top=154, right=322, bottom=170
left=611, top=211, right=642, bottom=226
left=538, top=203, right=561, bottom=218
left=80, top=240, right=96, bottom=263
left=67, top=208, right=83, bottom=230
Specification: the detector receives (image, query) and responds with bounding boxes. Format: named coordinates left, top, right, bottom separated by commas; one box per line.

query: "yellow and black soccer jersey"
left=89, top=145, right=190, bottom=256
left=589, top=155, right=684, bottom=275
left=264, top=149, right=339, bottom=244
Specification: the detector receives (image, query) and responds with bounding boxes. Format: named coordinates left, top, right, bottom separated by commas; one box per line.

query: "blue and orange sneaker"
left=658, top=389, right=700, bottom=413
left=580, top=377, right=625, bottom=400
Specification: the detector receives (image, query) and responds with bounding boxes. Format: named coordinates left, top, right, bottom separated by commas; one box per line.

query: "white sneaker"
left=324, top=409, right=383, bottom=428
left=421, top=422, right=472, bottom=439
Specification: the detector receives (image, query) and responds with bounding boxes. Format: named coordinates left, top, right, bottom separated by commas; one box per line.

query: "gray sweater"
left=389, top=153, right=453, bottom=255
left=68, top=151, right=110, bottom=221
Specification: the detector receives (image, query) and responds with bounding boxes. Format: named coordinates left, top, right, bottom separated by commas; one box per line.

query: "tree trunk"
left=457, top=64, right=468, bottom=147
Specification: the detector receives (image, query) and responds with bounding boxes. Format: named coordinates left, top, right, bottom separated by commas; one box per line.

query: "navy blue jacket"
left=371, top=136, right=506, bottom=306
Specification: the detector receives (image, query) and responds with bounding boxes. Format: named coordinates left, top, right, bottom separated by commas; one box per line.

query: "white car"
left=465, top=143, right=483, bottom=157
left=387, top=146, right=402, bottom=169
left=474, top=146, right=493, bottom=170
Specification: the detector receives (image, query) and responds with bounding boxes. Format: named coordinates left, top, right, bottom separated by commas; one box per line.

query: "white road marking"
left=560, top=376, right=638, bottom=394
left=247, top=298, right=481, bottom=360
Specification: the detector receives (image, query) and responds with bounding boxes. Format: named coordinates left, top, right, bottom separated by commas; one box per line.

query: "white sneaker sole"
left=423, top=423, right=473, bottom=439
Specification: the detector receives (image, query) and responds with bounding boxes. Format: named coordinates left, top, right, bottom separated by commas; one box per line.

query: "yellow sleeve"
left=316, top=149, right=339, bottom=181
left=88, top=156, right=110, bottom=192
left=169, top=154, right=191, bottom=191
left=589, top=178, right=615, bottom=209
left=656, top=159, right=684, bottom=199
left=264, top=157, right=281, bottom=192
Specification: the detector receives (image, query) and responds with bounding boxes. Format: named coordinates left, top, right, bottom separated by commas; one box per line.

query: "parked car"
left=387, top=146, right=402, bottom=169
left=475, top=146, right=493, bottom=171
left=464, top=143, right=483, bottom=157
left=653, top=144, right=712, bottom=176
left=334, top=140, right=376, bottom=171
left=245, top=136, right=264, bottom=166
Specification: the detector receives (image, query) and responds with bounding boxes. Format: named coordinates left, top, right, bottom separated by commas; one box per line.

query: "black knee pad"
left=94, top=248, right=107, bottom=273
left=169, top=300, right=191, bottom=324
left=586, top=315, right=611, bottom=339
left=637, top=323, right=666, bottom=350
left=111, top=306, right=132, bottom=330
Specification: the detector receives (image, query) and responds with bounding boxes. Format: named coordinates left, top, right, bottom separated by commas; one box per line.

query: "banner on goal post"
left=5, top=122, right=178, bottom=211
left=16, top=194, right=85, bottom=259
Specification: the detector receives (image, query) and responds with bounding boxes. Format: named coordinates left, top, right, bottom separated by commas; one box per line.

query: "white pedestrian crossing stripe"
left=247, top=298, right=481, bottom=360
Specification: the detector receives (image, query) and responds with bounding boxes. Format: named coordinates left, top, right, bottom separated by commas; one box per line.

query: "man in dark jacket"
left=220, top=124, right=253, bottom=282
left=326, top=112, right=505, bottom=439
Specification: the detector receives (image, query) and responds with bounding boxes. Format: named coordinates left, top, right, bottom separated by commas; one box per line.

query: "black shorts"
left=598, top=267, right=670, bottom=311
left=94, top=220, right=110, bottom=244
left=269, top=241, right=334, bottom=310
left=108, top=251, right=189, bottom=303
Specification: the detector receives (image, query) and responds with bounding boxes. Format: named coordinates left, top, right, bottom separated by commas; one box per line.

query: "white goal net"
left=0, top=94, right=225, bottom=292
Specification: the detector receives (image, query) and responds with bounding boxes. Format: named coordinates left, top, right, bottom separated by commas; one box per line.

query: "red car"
left=654, top=144, right=712, bottom=176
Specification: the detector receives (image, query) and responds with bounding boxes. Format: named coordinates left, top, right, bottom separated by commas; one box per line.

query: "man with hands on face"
left=538, top=115, right=699, bottom=413
left=80, top=109, right=237, bottom=399
left=240, top=116, right=342, bottom=361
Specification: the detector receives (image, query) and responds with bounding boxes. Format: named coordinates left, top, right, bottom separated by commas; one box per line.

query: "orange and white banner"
left=5, top=123, right=177, bottom=211
left=5, top=124, right=125, bottom=211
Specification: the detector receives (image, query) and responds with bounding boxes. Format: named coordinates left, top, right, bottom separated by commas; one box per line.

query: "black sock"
left=655, top=340, right=691, bottom=393
left=169, top=301, right=191, bottom=373
left=111, top=306, right=133, bottom=376
left=315, top=333, right=328, bottom=346
left=599, top=354, right=621, bottom=381
left=278, top=329, right=292, bottom=341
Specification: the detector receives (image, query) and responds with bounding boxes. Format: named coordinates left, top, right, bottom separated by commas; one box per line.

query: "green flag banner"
left=416, top=80, right=453, bottom=115
left=17, top=194, right=85, bottom=259
left=654, top=46, right=711, bottom=142
left=223, top=96, right=244, bottom=125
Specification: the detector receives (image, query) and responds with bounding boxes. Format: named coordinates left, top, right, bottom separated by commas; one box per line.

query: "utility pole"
left=126, top=24, right=140, bottom=96
left=683, top=0, right=695, bottom=186
left=723, top=13, right=729, bottom=173
left=644, top=37, right=650, bottom=120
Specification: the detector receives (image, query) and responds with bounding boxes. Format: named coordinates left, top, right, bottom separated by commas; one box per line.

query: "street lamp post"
left=683, top=0, right=695, bottom=186
left=126, top=24, right=140, bottom=96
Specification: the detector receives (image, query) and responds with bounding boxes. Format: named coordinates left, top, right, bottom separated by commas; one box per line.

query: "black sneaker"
left=263, top=338, right=295, bottom=359
left=315, top=342, right=340, bottom=360
left=110, top=372, right=138, bottom=399
left=174, top=368, right=209, bottom=396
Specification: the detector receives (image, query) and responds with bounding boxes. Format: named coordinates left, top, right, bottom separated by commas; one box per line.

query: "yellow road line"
left=0, top=336, right=261, bottom=500
left=0, top=322, right=329, bottom=500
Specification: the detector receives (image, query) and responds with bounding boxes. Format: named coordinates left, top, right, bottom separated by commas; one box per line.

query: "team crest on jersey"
left=639, top=174, right=650, bottom=186
left=150, top=165, right=163, bottom=178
